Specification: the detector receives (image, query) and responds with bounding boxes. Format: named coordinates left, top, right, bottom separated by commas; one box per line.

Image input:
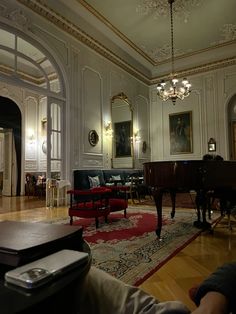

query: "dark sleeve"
left=194, top=262, right=236, bottom=312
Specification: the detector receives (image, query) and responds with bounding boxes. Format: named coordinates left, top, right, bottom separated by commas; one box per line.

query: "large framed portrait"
left=114, top=120, right=132, bottom=157
left=169, top=111, right=193, bottom=154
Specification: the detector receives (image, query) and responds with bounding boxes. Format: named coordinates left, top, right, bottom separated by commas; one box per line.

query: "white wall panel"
left=135, top=95, right=150, bottom=164
left=82, top=67, right=103, bottom=156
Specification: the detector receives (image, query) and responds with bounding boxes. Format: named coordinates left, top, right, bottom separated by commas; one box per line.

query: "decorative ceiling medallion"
left=136, top=0, right=203, bottom=23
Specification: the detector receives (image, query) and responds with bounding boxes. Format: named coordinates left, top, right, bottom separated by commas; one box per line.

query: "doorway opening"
left=0, top=97, right=21, bottom=196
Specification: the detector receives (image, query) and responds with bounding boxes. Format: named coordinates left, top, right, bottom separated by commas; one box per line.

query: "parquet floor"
left=0, top=195, right=236, bottom=311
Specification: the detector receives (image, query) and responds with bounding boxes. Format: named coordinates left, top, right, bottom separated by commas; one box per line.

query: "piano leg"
left=170, top=190, right=176, bottom=218
left=194, top=189, right=211, bottom=230
left=152, top=187, right=164, bottom=238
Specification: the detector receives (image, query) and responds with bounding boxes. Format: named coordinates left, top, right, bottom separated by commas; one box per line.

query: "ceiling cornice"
left=17, top=0, right=151, bottom=85
left=78, top=0, right=155, bottom=65
left=16, top=0, right=236, bottom=86
left=79, top=0, right=236, bottom=67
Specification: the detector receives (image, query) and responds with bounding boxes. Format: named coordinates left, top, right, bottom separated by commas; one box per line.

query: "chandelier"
left=157, top=0, right=191, bottom=105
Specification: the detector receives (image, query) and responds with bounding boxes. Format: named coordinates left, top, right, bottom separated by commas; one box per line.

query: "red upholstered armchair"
left=67, top=186, right=128, bottom=227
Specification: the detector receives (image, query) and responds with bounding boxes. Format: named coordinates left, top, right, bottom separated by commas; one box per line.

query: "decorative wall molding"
left=82, top=66, right=103, bottom=155
left=25, top=160, right=37, bottom=170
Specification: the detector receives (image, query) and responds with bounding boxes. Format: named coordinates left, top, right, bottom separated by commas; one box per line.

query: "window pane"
left=0, top=49, right=15, bottom=73
left=51, top=131, right=61, bottom=159
left=17, top=56, right=47, bottom=87
left=17, top=37, right=45, bottom=62
left=0, top=29, right=15, bottom=49
left=51, top=103, right=61, bottom=131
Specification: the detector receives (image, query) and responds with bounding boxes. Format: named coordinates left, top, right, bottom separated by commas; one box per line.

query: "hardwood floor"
left=0, top=195, right=235, bottom=311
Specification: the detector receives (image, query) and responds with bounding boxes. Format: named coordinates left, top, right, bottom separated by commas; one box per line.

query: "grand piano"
left=144, top=160, right=236, bottom=238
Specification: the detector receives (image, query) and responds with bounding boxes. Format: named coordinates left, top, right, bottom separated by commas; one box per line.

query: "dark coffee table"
left=0, top=222, right=91, bottom=314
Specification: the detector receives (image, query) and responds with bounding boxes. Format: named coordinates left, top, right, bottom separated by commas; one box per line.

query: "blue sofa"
left=73, top=169, right=143, bottom=190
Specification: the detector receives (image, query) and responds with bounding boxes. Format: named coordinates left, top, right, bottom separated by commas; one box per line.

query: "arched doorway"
left=0, top=96, right=21, bottom=196
left=0, top=25, right=66, bottom=196
left=228, top=94, right=236, bottom=160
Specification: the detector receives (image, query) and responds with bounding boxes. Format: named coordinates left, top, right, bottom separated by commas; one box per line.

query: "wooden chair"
left=25, top=173, right=37, bottom=198
left=125, top=174, right=151, bottom=204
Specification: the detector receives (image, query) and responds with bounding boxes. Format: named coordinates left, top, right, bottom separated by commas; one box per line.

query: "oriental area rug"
left=57, top=205, right=204, bottom=286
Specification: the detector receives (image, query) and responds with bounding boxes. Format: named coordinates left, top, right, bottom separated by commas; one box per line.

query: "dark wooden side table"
left=0, top=241, right=91, bottom=313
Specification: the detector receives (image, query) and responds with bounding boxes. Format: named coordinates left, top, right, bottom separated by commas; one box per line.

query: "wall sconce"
left=104, top=121, right=113, bottom=137
left=134, top=131, right=141, bottom=143
left=27, top=128, right=35, bottom=143
left=208, top=138, right=216, bottom=152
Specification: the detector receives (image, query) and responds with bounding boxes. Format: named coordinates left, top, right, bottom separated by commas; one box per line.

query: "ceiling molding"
left=17, top=0, right=151, bottom=85
left=79, top=0, right=155, bottom=65
left=151, top=56, right=236, bottom=85
left=16, top=0, right=236, bottom=86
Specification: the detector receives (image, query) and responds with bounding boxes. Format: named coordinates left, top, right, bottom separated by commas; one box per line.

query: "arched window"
left=0, top=27, right=63, bottom=95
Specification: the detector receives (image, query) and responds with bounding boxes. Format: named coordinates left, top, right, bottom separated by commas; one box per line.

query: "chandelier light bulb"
left=172, top=78, right=178, bottom=85
left=182, top=78, right=188, bottom=85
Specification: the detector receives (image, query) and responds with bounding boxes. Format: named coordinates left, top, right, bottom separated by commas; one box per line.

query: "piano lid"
left=143, top=160, right=236, bottom=190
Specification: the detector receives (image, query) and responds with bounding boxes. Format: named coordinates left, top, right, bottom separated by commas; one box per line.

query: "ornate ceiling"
left=2, top=0, right=236, bottom=84
left=76, top=0, right=236, bottom=79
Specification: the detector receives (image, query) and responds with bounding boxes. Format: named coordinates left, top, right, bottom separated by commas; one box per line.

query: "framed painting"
left=169, top=111, right=193, bottom=154
left=114, top=120, right=132, bottom=157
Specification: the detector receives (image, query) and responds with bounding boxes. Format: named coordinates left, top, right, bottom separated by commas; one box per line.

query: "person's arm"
left=191, top=291, right=228, bottom=314
left=191, top=262, right=236, bottom=313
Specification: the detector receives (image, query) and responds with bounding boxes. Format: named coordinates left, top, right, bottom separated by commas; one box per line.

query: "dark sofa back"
left=73, top=169, right=143, bottom=190
left=73, top=170, right=105, bottom=190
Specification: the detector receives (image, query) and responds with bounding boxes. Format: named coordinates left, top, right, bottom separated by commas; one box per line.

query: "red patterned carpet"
left=65, top=205, right=204, bottom=286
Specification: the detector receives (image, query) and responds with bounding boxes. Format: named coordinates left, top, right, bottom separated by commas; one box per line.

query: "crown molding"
left=16, top=0, right=236, bottom=86
left=17, top=0, right=150, bottom=85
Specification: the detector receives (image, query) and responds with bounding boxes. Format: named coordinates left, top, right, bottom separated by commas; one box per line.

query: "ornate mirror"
left=111, top=92, right=133, bottom=168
